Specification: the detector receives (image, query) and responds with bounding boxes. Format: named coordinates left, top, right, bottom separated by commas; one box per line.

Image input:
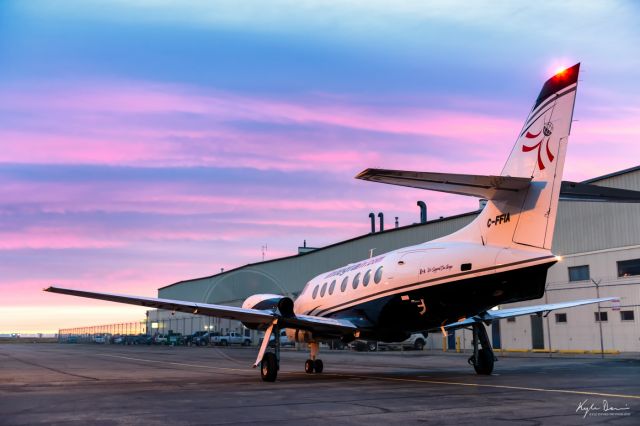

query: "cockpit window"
left=312, top=285, right=319, bottom=299
left=363, top=269, right=371, bottom=287
left=320, top=282, right=327, bottom=297
left=352, top=273, right=360, bottom=289
left=328, top=280, right=336, bottom=295
left=340, top=276, right=349, bottom=292
left=374, top=266, right=383, bottom=284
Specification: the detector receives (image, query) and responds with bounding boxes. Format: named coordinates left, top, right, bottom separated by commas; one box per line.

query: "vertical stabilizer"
left=506, top=63, right=579, bottom=249
left=451, top=64, right=580, bottom=249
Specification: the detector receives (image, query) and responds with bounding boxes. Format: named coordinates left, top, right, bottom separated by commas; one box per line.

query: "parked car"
left=186, top=331, right=219, bottom=346
left=378, top=333, right=427, bottom=351
left=153, top=334, right=167, bottom=345
left=93, top=334, right=107, bottom=344
left=351, top=333, right=428, bottom=352
left=167, top=332, right=184, bottom=346
left=122, top=334, right=145, bottom=345
left=212, top=331, right=252, bottom=346
left=350, top=340, right=378, bottom=352
left=185, top=331, right=206, bottom=346
left=263, top=329, right=294, bottom=348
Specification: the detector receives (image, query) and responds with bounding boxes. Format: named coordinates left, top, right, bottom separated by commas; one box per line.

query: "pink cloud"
left=0, top=80, right=524, bottom=172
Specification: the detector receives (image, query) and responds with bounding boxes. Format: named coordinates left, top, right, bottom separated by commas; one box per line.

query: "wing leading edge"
left=44, top=286, right=358, bottom=335
left=443, top=297, right=618, bottom=331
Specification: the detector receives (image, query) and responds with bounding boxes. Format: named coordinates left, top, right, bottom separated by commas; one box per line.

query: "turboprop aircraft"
left=46, top=63, right=640, bottom=381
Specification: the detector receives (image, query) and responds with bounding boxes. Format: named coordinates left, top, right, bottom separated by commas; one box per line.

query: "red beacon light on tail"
left=554, top=66, right=568, bottom=75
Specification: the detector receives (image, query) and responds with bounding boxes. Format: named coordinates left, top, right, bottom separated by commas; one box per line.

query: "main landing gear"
left=255, top=322, right=325, bottom=381
left=468, top=322, right=496, bottom=375
left=255, top=320, right=280, bottom=382
left=304, top=342, right=323, bottom=374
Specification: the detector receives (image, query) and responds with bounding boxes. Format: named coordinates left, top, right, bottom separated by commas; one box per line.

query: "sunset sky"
left=2, top=1, right=640, bottom=333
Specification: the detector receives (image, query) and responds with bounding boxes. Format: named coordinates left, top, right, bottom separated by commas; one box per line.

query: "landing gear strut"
left=255, top=320, right=280, bottom=382
left=305, top=342, right=323, bottom=374
left=468, top=322, right=496, bottom=375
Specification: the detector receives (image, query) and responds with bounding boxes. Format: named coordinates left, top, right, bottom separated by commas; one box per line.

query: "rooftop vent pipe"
left=395, top=217, right=399, bottom=228
left=378, top=212, right=384, bottom=232
left=417, top=201, right=427, bottom=223
left=368, top=212, right=376, bottom=233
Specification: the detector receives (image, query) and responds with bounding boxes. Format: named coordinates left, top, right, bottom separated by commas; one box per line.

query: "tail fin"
left=355, top=64, right=581, bottom=250
left=477, top=63, right=580, bottom=249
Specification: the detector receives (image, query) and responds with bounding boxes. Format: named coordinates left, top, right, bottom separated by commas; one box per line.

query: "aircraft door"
left=390, top=250, right=431, bottom=287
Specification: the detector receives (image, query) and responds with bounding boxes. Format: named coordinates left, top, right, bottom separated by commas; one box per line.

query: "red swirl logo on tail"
left=522, top=121, right=554, bottom=170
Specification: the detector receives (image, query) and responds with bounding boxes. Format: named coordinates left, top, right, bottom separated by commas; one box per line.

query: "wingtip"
left=354, top=168, right=371, bottom=180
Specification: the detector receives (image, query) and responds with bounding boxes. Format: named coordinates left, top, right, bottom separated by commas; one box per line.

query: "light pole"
left=544, top=284, right=553, bottom=357
left=592, top=278, right=605, bottom=359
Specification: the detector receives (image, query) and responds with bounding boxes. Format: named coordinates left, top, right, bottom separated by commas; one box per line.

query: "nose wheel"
left=305, top=342, right=323, bottom=374
left=305, top=358, right=323, bottom=374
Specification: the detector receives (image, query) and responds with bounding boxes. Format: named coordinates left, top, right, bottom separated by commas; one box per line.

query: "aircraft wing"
left=44, top=286, right=358, bottom=335
left=443, top=297, right=618, bottom=331
left=355, top=168, right=531, bottom=199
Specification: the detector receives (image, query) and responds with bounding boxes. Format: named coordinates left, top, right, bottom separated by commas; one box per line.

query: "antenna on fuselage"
left=369, top=248, right=376, bottom=258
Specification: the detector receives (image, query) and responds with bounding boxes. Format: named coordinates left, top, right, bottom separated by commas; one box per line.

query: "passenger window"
left=363, top=270, right=371, bottom=287
left=352, top=273, right=360, bottom=289
left=312, top=285, right=319, bottom=299
left=341, top=276, right=349, bottom=292
left=328, top=280, right=336, bottom=295
left=374, top=266, right=383, bottom=284
left=320, top=282, right=327, bottom=297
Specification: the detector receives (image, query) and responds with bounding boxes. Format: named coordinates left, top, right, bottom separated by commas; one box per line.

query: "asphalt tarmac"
left=0, top=343, right=638, bottom=425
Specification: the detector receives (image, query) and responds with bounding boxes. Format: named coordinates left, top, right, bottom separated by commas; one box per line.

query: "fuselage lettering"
left=486, top=212, right=511, bottom=228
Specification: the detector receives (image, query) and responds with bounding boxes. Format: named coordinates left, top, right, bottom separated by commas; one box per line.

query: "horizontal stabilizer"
left=355, top=168, right=531, bottom=199
left=560, top=181, right=640, bottom=202
left=443, top=297, right=618, bottom=331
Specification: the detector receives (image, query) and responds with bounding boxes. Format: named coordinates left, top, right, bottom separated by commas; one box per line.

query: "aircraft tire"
left=304, top=359, right=315, bottom=374
left=261, top=352, right=278, bottom=382
left=314, top=359, right=323, bottom=373
left=473, top=348, right=494, bottom=375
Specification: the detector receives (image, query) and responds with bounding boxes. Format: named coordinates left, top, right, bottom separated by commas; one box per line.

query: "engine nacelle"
left=241, top=294, right=295, bottom=329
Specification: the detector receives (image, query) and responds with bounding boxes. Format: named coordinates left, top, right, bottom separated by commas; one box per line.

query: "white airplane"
left=46, top=63, right=640, bottom=381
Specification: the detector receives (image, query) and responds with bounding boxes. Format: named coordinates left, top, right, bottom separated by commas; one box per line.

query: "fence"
left=58, top=321, right=147, bottom=343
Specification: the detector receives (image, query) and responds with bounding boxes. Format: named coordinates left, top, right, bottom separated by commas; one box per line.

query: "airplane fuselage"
left=294, top=240, right=557, bottom=341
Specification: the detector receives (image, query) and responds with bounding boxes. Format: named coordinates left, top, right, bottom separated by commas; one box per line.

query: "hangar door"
left=530, top=315, right=544, bottom=350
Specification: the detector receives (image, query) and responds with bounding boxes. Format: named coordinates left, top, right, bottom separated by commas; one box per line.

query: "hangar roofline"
left=583, top=164, right=640, bottom=183
left=157, top=209, right=480, bottom=290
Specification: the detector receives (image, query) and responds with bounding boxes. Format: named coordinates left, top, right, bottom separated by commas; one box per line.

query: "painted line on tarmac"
left=324, top=373, right=640, bottom=401
left=96, top=353, right=640, bottom=400
left=97, top=353, right=255, bottom=374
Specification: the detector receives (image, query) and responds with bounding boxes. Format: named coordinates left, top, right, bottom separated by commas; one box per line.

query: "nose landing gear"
left=468, top=322, right=496, bottom=375
left=305, top=342, right=323, bottom=374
